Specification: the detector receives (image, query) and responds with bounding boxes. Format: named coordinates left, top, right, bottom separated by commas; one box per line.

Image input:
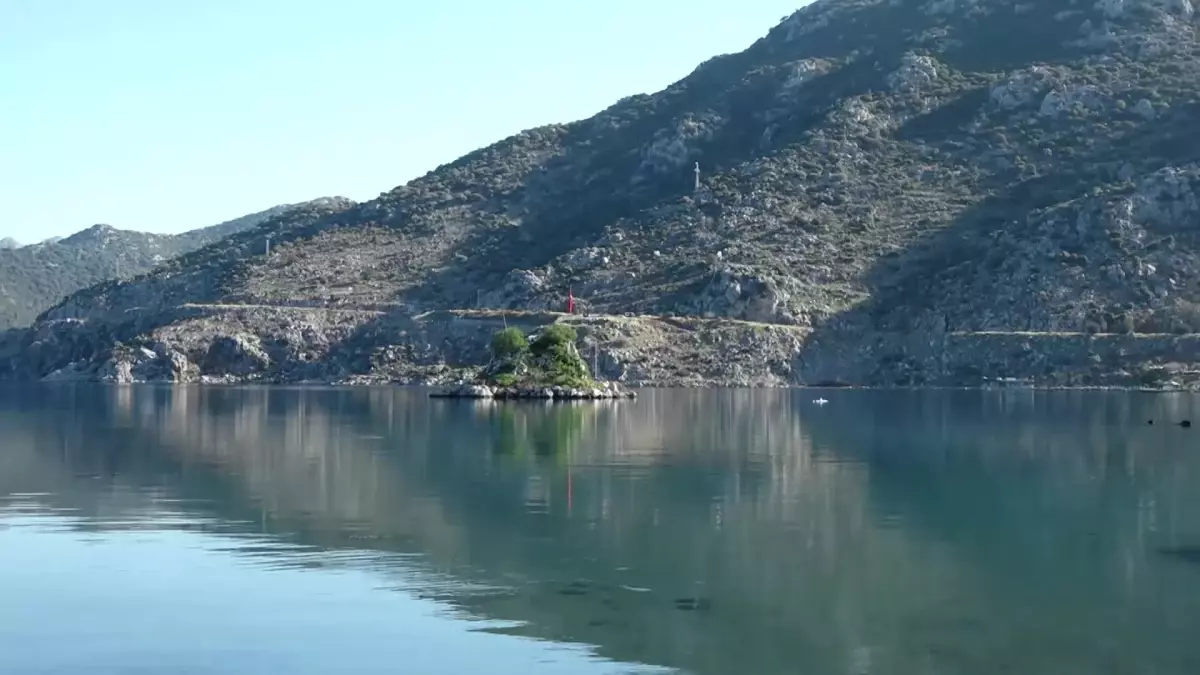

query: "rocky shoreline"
left=429, top=381, right=637, bottom=400
left=3, top=307, right=1200, bottom=391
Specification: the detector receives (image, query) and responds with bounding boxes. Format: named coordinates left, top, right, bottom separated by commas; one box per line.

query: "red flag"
left=566, top=288, right=575, bottom=314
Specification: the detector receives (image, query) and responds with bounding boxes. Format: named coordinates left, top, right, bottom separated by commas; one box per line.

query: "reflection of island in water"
left=3, top=386, right=1200, bottom=674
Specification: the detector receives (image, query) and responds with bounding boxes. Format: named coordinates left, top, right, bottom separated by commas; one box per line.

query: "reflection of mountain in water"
left=801, top=390, right=1200, bottom=572
left=2, top=386, right=1200, bottom=674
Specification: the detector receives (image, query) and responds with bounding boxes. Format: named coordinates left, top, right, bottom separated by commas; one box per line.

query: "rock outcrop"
left=431, top=381, right=636, bottom=400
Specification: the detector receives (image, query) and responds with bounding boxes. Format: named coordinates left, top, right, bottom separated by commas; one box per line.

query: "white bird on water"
left=813, top=397, right=829, bottom=405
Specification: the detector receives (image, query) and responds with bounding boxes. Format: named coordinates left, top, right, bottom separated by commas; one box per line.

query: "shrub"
left=531, top=323, right=577, bottom=356
left=493, top=372, right=519, bottom=387
left=545, top=342, right=590, bottom=386
left=491, top=327, right=529, bottom=359
left=1139, top=367, right=1170, bottom=387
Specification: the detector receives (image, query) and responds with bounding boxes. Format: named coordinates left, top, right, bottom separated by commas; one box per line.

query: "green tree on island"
left=490, top=327, right=529, bottom=360
left=485, top=324, right=593, bottom=389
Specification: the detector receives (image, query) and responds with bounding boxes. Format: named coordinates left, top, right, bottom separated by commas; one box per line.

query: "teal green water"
left=2, top=386, right=1200, bottom=674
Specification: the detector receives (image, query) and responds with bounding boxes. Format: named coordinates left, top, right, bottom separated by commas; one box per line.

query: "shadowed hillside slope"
left=0, top=197, right=354, bottom=329
left=5, top=0, right=1200, bottom=387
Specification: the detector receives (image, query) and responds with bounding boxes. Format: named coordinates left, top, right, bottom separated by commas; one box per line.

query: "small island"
left=431, top=324, right=636, bottom=400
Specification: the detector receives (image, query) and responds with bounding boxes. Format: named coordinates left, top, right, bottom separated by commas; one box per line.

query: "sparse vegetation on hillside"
left=5, top=0, right=1200, bottom=388
left=0, top=199, right=354, bottom=329
left=36, top=0, right=1200, bottom=335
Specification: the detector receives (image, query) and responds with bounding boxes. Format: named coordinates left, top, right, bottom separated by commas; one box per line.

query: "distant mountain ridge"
left=0, top=197, right=355, bottom=329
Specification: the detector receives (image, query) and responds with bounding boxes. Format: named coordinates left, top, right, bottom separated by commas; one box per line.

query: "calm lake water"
left=2, top=386, right=1200, bottom=674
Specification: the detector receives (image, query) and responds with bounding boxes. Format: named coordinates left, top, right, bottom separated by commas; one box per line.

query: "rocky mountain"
left=4, top=0, right=1200, bottom=388
left=0, top=198, right=354, bottom=330
left=0, top=237, right=19, bottom=250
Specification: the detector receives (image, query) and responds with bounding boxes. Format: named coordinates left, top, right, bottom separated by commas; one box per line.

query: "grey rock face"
left=1133, top=98, right=1157, bottom=120
left=990, top=67, right=1055, bottom=110
left=886, top=53, right=940, bottom=93
left=479, top=269, right=555, bottom=310
left=686, top=267, right=799, bottom=325
left=203, top=335, right=270, bottom=376
left=1039, top=85, right=1107, bottom=117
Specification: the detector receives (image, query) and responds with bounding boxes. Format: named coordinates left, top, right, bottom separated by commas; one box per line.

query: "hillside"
left=0, top=198, right=354, bottom=329
left=4, top=0, right=1200, bottom=387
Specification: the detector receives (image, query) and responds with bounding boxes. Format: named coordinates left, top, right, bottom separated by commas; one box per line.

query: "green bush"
left=531, top=323, right=577, bottom=356
left=545, top=342, right=589, bottom=386
left=492, top=372, right=519, bottom=387
left=491, top=327, right=529, bottom=359
left=483, top=324, right=594, bottom=388
left=1139, top=367, right=1170, bottom=387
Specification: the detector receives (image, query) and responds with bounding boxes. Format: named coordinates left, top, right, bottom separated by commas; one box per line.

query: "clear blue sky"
left=0, top=0, right=808, bottom=242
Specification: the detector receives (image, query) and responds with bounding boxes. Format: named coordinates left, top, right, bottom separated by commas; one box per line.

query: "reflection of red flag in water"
left=566, top=288, right=575, bottom=314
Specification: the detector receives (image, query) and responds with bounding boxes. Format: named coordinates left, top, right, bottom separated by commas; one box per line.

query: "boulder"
left=203, top=335, right=270, bottom=376
left=886, top=53, right=940, bottom=93
left=688, top=266, right=799, bottom=324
